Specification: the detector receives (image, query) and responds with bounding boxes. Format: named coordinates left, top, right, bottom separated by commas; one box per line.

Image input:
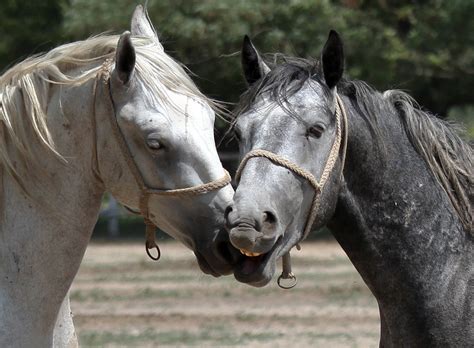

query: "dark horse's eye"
left=147, top=138, right=162, bottom=151
left=307, top=124, right=325, bottom=139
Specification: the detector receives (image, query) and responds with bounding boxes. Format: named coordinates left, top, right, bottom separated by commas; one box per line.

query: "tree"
left=62, top=0, right=473, bottom=119
left=1, top=0, right=471, bottom=131
left=0, top=0, right=65, bottom=72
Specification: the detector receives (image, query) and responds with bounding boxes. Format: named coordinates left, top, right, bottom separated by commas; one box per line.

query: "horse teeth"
left=239, top=249, right=262, bottom=257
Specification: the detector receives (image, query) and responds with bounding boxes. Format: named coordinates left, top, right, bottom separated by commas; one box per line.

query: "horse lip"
left=235, top=221, right=258, bottom=230
left=229, top=225, right=278, bottom=255
left=239, top=248, right=263, bottom=257
left=233, top=236, right=283, bottom=285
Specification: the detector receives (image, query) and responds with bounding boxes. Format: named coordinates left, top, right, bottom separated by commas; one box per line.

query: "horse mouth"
left=232, top=237, right=283, bottom=287
left=239, top=249, right=263, bottom=257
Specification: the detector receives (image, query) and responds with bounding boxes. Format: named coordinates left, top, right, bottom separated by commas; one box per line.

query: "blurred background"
left=1, top=1, right=472, bottom=346
left=2, top=0, right=472, bottom=239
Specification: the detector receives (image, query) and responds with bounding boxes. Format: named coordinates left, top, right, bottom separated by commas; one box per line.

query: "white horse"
left=0, top=6, right=234, bottom=347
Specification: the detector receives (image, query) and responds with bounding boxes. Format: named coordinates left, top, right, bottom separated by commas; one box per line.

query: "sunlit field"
left=71, top=240, right=379, bottom=347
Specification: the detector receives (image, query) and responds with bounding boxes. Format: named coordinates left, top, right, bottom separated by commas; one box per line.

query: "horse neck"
left=0, top=79, right=104, bottom=344
left=328, top=95, right=473, bottom=343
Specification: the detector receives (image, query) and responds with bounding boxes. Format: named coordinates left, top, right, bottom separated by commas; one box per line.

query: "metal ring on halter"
left=277, top=272, right=297, bottom=289
left=145, top=241, right=161, bottom=261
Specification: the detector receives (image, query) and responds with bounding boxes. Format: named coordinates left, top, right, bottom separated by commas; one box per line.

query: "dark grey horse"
left=224, top=31, right=473, bottom=346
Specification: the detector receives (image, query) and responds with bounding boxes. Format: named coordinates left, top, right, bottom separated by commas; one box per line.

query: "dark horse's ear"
left=241, top=35, right=270, bottom=85
left=114, top=31, right=136, bottom=85
left=321, top=30, right=344, bottom=89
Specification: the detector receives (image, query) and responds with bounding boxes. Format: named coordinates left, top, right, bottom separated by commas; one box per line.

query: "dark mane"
left=234, top=54, right=473, bottom=232
left=234, top=55, right=326, bottom=118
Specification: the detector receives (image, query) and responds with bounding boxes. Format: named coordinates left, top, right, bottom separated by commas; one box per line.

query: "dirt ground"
left=70, top=240, right=380, bottom=347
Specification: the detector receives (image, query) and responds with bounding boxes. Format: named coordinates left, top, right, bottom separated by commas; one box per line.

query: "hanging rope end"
left=144, top=220, right=161, bottom=261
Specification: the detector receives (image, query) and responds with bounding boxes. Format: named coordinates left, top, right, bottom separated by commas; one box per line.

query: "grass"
left=71, top=241, right=380, bottom=347
left=71, top=287, right=194, bottom=302
left=79, top=328, right=284, bottom=346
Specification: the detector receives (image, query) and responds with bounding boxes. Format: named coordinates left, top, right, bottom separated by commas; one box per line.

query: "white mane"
left=0, top=34, right=216, bottom=183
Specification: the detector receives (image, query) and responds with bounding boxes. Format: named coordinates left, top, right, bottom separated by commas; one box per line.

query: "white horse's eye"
left=147, top=138, right=162, bottom=151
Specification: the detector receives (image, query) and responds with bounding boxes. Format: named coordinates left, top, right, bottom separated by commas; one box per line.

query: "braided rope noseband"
left=234, top=94, right=348, bottom=288
left=94, top=60, right=231, bottom=260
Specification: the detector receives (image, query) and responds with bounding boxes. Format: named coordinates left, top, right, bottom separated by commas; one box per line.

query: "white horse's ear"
left=131, top=4, right=163, bottom=50
left=114, top=31, right=136, bottom=85
left=241, top=35, right=270, bottom=85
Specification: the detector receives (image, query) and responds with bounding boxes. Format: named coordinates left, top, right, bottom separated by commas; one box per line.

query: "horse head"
left=97, top=6, right=235, bottom=276
left=225, top=31, right=346, bottom=286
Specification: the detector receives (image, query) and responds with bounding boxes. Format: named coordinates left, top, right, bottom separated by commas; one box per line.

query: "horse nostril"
left=224, top=205, right=233, bottom=226
left=225, top=205, right=233, bottom=219
left=262, top=211, right=276, bottom=224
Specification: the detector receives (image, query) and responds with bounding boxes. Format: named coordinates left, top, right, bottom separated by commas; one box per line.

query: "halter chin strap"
left=94, top=61, right=231, bottom=261
left=235, top=94, right=348, bottom=288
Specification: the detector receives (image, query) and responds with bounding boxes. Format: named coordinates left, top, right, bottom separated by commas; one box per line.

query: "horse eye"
left=308, top=125, right=325, bottom=138
left=147, top=138, right=162, bottom=151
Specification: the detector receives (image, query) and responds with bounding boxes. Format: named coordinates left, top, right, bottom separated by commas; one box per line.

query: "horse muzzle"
left=229, top=226, right=279, bottom=256
left=225, top=200, right=281, bottom=255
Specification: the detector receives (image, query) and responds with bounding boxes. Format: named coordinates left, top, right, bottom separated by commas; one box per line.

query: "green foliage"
left=0, top=0, right=472, bottom=136
left=449, top=105, right=474, bottom=140
left=0, top=0, right=66, bottom=72
left=93, top=215, right=149, bottom=239
left=61, top=0, right=474, bottom=118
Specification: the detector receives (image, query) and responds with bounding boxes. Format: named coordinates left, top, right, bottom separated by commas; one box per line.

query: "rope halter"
left=94, top=60, right=232, bottom=261
left=234, top=94, right=348, bottom=288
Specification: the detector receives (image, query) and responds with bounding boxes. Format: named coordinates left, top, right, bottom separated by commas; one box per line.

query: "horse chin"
left=232, top=237, right=283, bottom=287
left=194, top=251, right=221, bottom=277
left=194, top=249, right=234, bottom=278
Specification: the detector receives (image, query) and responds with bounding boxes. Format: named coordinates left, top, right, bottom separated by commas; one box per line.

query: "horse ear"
left=131, top=4, right=162, bottom=49
left=114, top=31, right=136, bottom=85
left=321, top=30, right=344, bottom=89
left=241, top=35, right=270, bottom=85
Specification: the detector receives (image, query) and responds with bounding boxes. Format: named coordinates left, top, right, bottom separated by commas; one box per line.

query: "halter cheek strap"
left=234, top=94, right=348, bottom=288
left=94, top=61, right=231, bottom=260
